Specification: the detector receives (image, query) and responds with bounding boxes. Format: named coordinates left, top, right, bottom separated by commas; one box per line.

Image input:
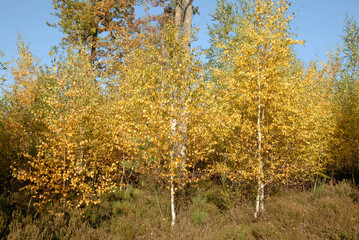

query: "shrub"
left=3, top=181, right=359, bottom=239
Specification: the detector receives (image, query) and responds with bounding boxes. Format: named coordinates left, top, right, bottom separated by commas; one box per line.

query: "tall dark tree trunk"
left=182, top=0, right=192, bottom=51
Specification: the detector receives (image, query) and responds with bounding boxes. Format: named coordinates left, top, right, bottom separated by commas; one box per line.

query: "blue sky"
left=0, top=0, right=358, bottom=69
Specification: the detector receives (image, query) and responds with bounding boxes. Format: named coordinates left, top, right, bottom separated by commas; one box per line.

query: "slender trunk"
left=62, top=141, right=66, bottom=206
left=63, top=143, right=66, bottom=194
left=255, top=55, right=264, bottom=220
left=170, top=175, right=176, bottom=226
left=169, top=92, right=178, bottom=226
left=255, top=179, right=264, bottom=219
left=89, top=30, right=98, bottom=67
left=352, top=169, right=356, bottom=185
left=119, top=155, right=125, bottom=190
left=168, top=0, right=193, bottom=226
left=78, top=127, right=84, bottom=173
left=313, top=174, right=318, bottom=192
left=178, top=104, right=187, bottom=176
left=161, top=1, right=181, bottom=227
left=255, top=100, right=264, bottom=219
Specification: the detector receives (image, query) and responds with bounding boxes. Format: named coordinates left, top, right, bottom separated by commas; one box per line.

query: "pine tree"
left=50, top=0, right=136, bottom=68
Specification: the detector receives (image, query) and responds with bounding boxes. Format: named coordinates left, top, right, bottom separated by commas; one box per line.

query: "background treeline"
left=0, top=0, right=358, bottom=239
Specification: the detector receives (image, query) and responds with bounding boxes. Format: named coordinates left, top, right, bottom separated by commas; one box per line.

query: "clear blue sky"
left=0, top=0, right=358, bottom=69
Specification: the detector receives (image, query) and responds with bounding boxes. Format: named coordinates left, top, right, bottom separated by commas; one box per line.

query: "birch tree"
left=209, top=0, right=318, bottom=219
left=6, top=38, right=46, bottom=181
left=330, top=16, right=359, bottom=183
left=158, top=0, right=196, bottom=226
left=11, top=44, right=120, bottom=207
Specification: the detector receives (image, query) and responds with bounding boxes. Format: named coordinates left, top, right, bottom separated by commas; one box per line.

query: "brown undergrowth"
left=1, top=180, right=358, bottom=240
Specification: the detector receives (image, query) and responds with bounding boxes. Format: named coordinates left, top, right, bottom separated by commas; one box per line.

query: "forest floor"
left=1, top=180, right=359, bottom=240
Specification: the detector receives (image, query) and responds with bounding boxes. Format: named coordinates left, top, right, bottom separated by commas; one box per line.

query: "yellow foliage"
left=208, top=0, right=320, bottom=187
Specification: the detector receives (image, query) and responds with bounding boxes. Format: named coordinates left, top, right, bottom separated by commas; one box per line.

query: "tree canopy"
left=0, top=0, right=358, bottom=226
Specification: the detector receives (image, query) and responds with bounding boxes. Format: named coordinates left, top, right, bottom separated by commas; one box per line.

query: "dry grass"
left=1, top=181, right=359, bottom=240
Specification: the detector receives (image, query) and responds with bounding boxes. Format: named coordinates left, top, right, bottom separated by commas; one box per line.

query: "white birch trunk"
left=255, top=167, right=265, bottom=219
left=170, top=175, right=176, bottom=226
left=255, top=55, right=264, bottom=220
